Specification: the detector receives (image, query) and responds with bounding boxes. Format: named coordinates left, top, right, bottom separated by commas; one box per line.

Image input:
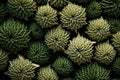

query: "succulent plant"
left=60, top=3, right=87, bottom=32
left=26, top=42, right=50, bottom=64
left=112, top=32, right=120, bottom=53
left=94, top=42, right=116, bottom=65
left=49, top=0, right=68, bottom=9
left=112, top=58, right=120, bottom=77
left=65, top=34, right=96, bottom=65
left=0, top=19, right=30, bottom=53
left=86, top=1, right=102, bottom=19
left=35, top=4, right=58, bottom=28
left=0, top=3, right=7, bottom=22
left=100, top=0, right=120, bottom=17
left=45, top=27, right=70, bottom=52
left=86, top=17, right=110, bottom=42
left=107, top=19, right=120, bottom=34
left=0, top=49, right=8, bottom=71
left=5, top=56, right=39, bottom=80
left=29, top=22, right=45, bottom=40
left=52, top=57, right=74, bottom=76
left=75, top=63, right=110, bottom=80
left=8, top=0, right=37, bottom=20
left=37, top=66, right=59, bottom=80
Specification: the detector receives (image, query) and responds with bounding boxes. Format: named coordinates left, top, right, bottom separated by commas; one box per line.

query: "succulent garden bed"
left=0, top=0, right=120, bottom=80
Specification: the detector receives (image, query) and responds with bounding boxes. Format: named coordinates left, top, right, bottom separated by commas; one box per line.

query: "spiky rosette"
left=100, top=0, right=120, bottom=17
left=75, top=63, right=110, bottom=80
left=86, top=17, right=110, bottom=42
left=0, top=3, right=7, bottom=22
left=8, top=0, right=37, bottom=20
left=29, top=22, right=45, bottom=40
left=112, top=58, right=120, bottom=77
left=35, top=4, right=58, bottom=28
left=52, top=57, right=74, bottom=76
left=5, top=56, right=39, bottom=80
left=0, top=49, right=8, bottom=71
left=112, top=32, right=120, bottom=53
left=37, top=66, right=59, bottom=80
left=0, top=19, right=30, bottom=53
left=94, top=42, right=116, bottom=65
left=60, top=3, right=87, bottom=32
left=49, top=0, right=68, bottom=9
left=107, top=19, right=120, bottom=34
left=86, top=1, right=102, bottom=19
left=65, top=34, right=96, bottom=65
left=45, top=27, right=70, bottom=52
left=26, top=42, right=50, bottom=64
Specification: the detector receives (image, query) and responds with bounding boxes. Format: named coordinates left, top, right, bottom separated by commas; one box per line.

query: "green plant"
left=100, top=0, right=120, bottom=17
left=26, top=42, right=50, bottom=64
left=35, top=4, right=58, bottom=28
left=107, top=19, right=120, bottom=34
left=94, top=42, right=116, bottom=65
left=0, top=19, right=30, bottom=53
left=29, top=22, right=45, bottom=40
left=49, top=0, right=68, bottom=9
left=45, top=27, right=70, bottom=52
left=0, top=49, right=8, bottom=71
left=75, top=63, right=110, bottom=80
left=86, top=1, right=102, bottom=19
left=0, top=3, right=7, bottom=22
left=61, top=77, right=74, bottom=80
left=52, top=57, right=73, bottom=76
left=5, top=55, right=39, bottom=80
left=112, top=58, right=120, bottom=77
left=8, top=0, right=37, bottom=20
left=112, top=32, right=120, bottom=53
left=65, top=34, right=96, bottom=65
left=60, top=3, right=87, bottom=32
left=37, top=66, right=59, bottom=80
left=86, top=17, right=110, bottom=42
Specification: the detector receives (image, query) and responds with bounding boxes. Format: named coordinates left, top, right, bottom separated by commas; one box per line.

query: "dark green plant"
left=94, top=42, right=116, bottom=65
left=86, top=1, right=102, bottom=19
left=52, top=57, right=74, bottom=76
left=107, top=19, right=120, bottom=34
left=29, top=22, right=45, bottom=40
left=0, top=49, right=8, bottom=71
left=45, top=27, right=70, bottom=52
left=86, top=17, right=110, bottom=42
left=60, top=3, right=87, bottom=32
left=112, top=58, right=120, bottom=77
left=26, top=42, right=50, bottom=64
left=112, top=32, right=120, bottom=53
left=100, top=0, right=120, bottom=17
left=5, top=56, right=39, bottom=80
left=35, top=4, right=58, bottom=28
left=65, top=34, right=96, bottom=65
left=75, top=63, right=110, bottom=80
left=0, top=19, right=30, bottom=53
left=49, top=0, right=68, bottom=9
left=0, top=3, right=7, bottom=22
left=8, top=0, right=37, bottom=20
left=37, top=66, right=59, bottom=80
